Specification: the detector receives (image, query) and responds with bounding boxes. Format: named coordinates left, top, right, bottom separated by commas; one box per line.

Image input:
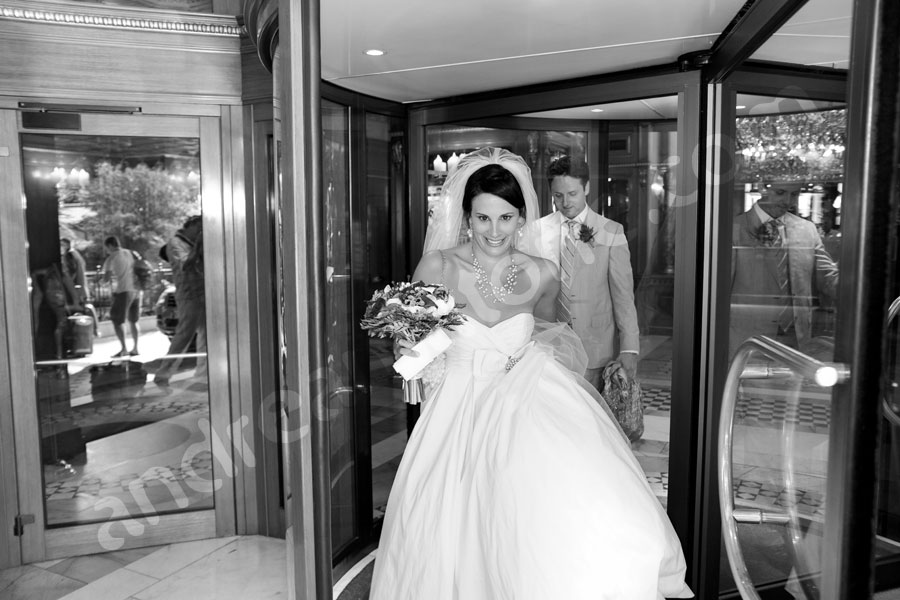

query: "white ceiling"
left=516, top=93, right=845, bottom=121
left=320, top=0, right=851, bottom=106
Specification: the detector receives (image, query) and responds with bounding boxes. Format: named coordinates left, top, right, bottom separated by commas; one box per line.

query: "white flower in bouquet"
left=360, top=281, right=465, bottom=344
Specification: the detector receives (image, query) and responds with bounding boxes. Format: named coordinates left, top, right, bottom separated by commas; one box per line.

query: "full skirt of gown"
left=369, top=313, right=692, bottom=600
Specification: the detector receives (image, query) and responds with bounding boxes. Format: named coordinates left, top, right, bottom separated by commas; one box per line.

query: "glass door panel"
left=365, top=112, right=406, bottom=523
left=874, top=140, right=900, bottom=595
left=422, top=99, right=681, bottom=507
left=605, top=112, right=679, bottom=505
left=322, top=99, right=358, bottom=555
left=21, top=131, right=213, bottom=530
left=721, top=96, right=846, bottom=597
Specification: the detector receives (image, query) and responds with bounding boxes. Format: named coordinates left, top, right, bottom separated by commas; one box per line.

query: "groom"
left=534, top=156, right=640, bottom=390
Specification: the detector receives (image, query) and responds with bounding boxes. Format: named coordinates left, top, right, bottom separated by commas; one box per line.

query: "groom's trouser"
left=585, top=367, right=603, bottom=392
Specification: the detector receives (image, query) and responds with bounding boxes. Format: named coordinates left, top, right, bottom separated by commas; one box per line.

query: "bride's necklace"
left=471, top=248, right=518, bottom=304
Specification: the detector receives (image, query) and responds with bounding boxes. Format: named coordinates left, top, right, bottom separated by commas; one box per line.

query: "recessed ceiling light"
left=365, top=49, right=385, bottom=56
left=591, top=108, right=604, bottom=113
left=736, top=105, right=746, bottom=109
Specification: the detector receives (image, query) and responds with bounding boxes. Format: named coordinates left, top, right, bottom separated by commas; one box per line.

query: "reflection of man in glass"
left=102, top=236, right=141, bottom=357
left=155, top=216, right=205, bottom=388
left=731, top=181, right=839, bottom=357
left=61, top=237, right=99, bottom=336
left=60, top=238, right=87, bottom=303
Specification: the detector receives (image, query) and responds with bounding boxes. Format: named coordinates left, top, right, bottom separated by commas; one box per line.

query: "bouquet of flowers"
left=360, top=281, right=465, bottom=403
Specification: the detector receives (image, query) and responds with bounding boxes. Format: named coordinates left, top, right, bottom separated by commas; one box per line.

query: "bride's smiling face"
left=468, top=193, right=525, bottom=256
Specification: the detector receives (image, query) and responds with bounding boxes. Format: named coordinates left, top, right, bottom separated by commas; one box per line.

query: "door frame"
left=0, top=108, right=239, bottom=562
left=698, top=63, right=848, bottom=598
left=319, top=82, right=408, bottom=569
left=407, top=66, right=706, bottom=583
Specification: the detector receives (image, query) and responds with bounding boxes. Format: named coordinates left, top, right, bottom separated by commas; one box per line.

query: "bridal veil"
left=423, top=147, right=543, bottom=256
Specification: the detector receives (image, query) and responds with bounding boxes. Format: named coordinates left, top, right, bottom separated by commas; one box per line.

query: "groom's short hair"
left=547, top=155, right=590, bottom=187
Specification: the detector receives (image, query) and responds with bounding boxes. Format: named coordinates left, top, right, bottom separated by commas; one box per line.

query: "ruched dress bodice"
left=443, top=313, right=533, bottom=389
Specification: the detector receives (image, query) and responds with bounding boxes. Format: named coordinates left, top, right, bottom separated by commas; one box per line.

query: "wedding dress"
left=369, top=312, right=692, bottom=600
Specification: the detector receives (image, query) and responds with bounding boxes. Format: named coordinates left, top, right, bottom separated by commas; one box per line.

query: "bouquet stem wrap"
left=360, top=281, right=465, bottom=405
left=393, top=328, right=452, bottom=380
left=402, top=378, right=426, bottom=405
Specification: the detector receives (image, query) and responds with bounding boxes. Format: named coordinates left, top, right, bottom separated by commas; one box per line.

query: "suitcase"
left=36, top=366, right=86, bottom=465
left=64, top=313, right=94, bottom=357
left=89, top=360, right=148, bottom=403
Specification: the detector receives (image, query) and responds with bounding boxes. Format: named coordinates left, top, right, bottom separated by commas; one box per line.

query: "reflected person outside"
left=22, top=133, right=214, bottom=527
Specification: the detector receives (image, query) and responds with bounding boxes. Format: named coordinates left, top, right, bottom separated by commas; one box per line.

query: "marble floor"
left=4, top=534, right=900, bottom=600
left=0, top=536, right=288, bottom=600
left=0, top=535, right=381, bottom=600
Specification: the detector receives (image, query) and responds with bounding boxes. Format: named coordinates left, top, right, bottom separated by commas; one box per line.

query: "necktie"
left=773, top=219, right=794, bottom=332
left=557, top=220, right=578, bottom=324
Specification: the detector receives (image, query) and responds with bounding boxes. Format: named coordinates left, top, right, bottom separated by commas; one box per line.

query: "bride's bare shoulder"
left=414, top=245, right=471, bottom=282
left=413, top=250, right=444, bottom=282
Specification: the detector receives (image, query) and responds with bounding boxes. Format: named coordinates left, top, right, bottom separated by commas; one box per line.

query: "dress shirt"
left=753, top=202, right=786, bottom=236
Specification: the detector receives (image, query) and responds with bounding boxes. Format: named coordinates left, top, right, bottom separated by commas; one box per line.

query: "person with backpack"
left=101, top=236, right=141, bottom=357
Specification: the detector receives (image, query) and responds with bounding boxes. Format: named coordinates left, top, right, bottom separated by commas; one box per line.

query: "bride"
left=369, top=147, right=692, bottom=599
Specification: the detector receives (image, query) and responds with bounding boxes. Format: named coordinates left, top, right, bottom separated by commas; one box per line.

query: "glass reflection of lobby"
left=24, top=134, right=213, bottom=529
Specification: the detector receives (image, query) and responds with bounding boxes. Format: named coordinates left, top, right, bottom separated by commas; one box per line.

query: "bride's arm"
left=533, top=258, right=560, bottom=322
left=393, top=250, right=445, bottom=360
left=412, top=250, right=444, bottom=284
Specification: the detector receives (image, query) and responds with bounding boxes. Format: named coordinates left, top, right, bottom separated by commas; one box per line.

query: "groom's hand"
left=617, top=353, right=638, bottom=382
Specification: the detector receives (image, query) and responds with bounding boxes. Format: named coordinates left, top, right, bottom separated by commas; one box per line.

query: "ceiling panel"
left=321, top=0, right=745, bottom=102
left=515, top=93, right=844, bottom=121
left=751, top=0, right=851, bottom=68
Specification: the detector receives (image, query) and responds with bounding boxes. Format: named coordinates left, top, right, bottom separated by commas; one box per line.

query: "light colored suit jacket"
left=731, top=208, right=839, bottom=356
left=534, top=208, right=640, bottom=369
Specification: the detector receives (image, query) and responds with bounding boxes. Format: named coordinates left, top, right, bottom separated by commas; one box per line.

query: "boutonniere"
left=755, top=221, right=780, bottom=247
left=577, top=224, right=596, bottom=247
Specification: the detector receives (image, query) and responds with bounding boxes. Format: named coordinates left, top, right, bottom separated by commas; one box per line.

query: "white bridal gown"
left=369, top=313, right=692, bottom=600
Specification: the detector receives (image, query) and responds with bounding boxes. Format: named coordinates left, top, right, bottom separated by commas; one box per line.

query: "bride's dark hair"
left=462, top=163, right=527, bottom=218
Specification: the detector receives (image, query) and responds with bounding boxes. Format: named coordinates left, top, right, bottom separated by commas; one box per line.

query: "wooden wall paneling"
left=44, top=510, right=217, bottom=560
left=0, top=97, right=225, bottom=116
left=0, top=15, right=242, bottom=106
left=49, top=113, right=201, bottom=137
left=220, top=103, right=259, bottom=536
left=245, top=107, right=283, bottom=537
left=241, top=103, right=264, bottom=535
left=0, top=109, right=23, bottom=569
left=0, top=108, right=46, bottom=563
left=242, top=36, right=275, bottom=105
left=198, top=114, right=237, bottom=537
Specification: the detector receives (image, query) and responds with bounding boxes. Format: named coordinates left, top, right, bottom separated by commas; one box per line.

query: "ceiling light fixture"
left=591, top=108, right=604, bottom=113
left=736, top=105, right=746, bottom=109
left=365, top=49, right=385, bottom=56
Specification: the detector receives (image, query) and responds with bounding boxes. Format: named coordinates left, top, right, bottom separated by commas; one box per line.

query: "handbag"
left=602, top=362, right=645, bottom=442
